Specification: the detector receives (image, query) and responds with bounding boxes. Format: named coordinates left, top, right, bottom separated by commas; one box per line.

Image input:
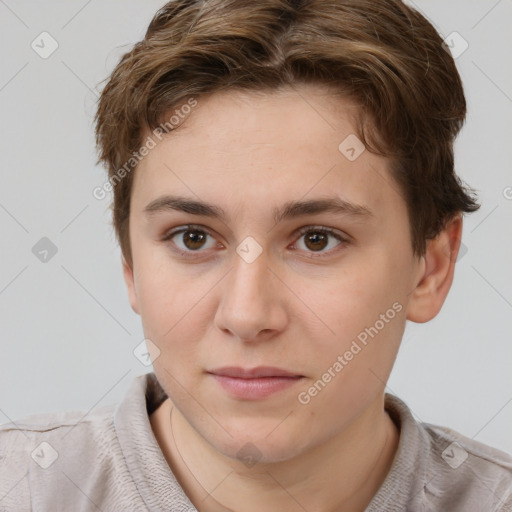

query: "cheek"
left=311, top=258, right=402, bottom=338
left=298, top=251, right=408, bottom=389
left=134, top=245, right=200, bottom=327
left=134, top=257, right=215, bottom=369
left=136, top=274, right=174, bottom=336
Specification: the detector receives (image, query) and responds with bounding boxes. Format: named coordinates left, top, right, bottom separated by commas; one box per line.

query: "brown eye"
left=303, top=231, right=329, bottom=251
left=293, top=227, right=348, bottom=256
left=163, top=225, right=219, bottom=254
left=181, top=229, right=208, bottom=250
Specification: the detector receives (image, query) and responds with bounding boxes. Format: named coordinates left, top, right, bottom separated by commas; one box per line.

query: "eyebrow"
left=143, top=195, right=374, bottom=224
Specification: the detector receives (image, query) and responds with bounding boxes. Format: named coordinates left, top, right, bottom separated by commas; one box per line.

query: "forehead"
left=132, top=85, right=405, bottom=223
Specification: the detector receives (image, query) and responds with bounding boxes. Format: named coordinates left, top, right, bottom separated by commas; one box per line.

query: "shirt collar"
left=115, top=373, right=431, bottom=511
left=114, top=372, right=197, bottom=510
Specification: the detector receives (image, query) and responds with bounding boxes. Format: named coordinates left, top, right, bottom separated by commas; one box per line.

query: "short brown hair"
left=94, top=0, right=479, bottom=269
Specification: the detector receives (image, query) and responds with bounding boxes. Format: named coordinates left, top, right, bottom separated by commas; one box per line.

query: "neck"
left=151, top=394, right=399, bottom=512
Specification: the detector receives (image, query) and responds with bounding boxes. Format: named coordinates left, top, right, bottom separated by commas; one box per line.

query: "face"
left=124, top=84, right=424, bottom=463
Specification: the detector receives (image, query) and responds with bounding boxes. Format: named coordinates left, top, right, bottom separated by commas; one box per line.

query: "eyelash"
left=161, top=224, right=350, bottom=259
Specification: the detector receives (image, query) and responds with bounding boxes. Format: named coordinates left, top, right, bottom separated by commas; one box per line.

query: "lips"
left=207, top=366, right=304, bottom=400
left=208, top=366, right=302, bottom=379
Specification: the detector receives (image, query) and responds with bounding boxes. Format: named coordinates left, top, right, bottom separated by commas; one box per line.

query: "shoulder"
left=0, top=404, right=119, bottom=511
left=379, top=394, right=512, bottom=511
left=421, top=422, right=512, bottom=510
left=0, top=402, right=117, bottom=449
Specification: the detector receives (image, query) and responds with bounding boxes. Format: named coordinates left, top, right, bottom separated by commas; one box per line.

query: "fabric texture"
left=1, top=372, right=511, bottom=511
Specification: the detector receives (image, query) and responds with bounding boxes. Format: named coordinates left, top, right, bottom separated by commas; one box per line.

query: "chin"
left=202, top=418, right=311, bottom=466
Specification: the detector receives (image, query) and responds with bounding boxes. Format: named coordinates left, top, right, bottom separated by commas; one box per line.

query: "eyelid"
left=162, top=224, right=216, bottom=241
left=294, top=225, right=350, bottom=242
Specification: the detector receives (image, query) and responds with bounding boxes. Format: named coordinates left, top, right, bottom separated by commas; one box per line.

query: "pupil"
left=306, top=232, right=327, bottom=251
left=184, top=231, right=205, bottom=250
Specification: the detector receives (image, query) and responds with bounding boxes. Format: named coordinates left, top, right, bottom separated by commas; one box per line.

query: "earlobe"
left=122, top=256, right=140, bottom=315
left=406, top=215, right=463, bottom=323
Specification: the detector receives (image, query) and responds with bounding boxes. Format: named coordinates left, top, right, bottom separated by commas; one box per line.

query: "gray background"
left=1, top=0, right=511, bottom=454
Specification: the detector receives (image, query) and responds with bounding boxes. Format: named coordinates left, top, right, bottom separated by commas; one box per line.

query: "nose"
left=214, top=248, right=288, bottom=343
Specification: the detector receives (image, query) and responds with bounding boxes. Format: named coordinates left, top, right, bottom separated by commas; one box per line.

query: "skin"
left=123, top=84, right=463, bottom=512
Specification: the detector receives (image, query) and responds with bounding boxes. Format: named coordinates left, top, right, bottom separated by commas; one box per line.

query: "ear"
left=122, top=256, right=140, bottom=315
left=406, top=215, right=463, bottom=323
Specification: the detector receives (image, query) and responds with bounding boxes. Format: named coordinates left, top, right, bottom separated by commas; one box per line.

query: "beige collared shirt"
left=1, top=372, right=511, bottom=511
